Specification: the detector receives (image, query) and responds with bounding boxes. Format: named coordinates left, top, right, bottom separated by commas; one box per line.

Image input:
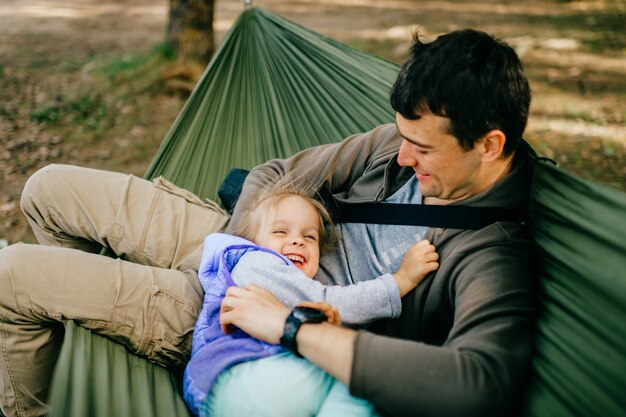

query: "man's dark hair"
left=390, top=29, right=531, bottom=156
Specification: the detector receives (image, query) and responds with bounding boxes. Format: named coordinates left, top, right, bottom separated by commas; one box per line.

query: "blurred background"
left=1, top=0, right=625, bottom=245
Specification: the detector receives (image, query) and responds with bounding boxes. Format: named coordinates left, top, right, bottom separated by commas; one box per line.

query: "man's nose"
left=397, top=140, right=414, bottom=167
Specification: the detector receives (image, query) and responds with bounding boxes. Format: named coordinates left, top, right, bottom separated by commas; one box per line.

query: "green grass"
left=530, top=8, right=626, bottom=53
left=101, top=43, right=177, bottom=77
left=31, top=94, right=109, bottom=129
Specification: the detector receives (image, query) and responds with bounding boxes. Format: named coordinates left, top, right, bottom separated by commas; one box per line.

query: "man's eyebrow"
left=395, top=126, right=434, bottom=148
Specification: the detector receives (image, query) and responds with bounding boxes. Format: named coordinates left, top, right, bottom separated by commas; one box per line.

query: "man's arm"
left=296, top=321, right=357, bottom=385
left=227, top=124, right=400, bottom=234
left=218, top=285, right=357, bottom=385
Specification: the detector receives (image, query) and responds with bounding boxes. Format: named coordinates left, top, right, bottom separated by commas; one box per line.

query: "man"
left=0, top=29, right=534, bottom=417
left=220, top=29, right=535, bottom=416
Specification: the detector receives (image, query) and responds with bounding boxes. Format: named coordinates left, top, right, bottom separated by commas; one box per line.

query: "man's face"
left=396, top=112, right=486, bottom=204
left=253, top=195, right=321, bottom=278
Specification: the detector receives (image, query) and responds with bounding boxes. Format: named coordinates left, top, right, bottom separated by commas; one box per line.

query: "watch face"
left=292, top=306, right=328, bottom=323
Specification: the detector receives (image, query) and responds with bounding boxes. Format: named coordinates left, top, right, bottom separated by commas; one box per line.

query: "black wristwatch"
left=279, top=306, right=328, bottom=357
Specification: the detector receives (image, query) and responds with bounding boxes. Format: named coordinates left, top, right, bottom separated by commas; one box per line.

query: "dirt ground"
left=1, top=0, right=625, bottom=245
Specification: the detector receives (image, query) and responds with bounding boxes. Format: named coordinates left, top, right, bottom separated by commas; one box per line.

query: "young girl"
left=183, top=186, right=438, bottom=417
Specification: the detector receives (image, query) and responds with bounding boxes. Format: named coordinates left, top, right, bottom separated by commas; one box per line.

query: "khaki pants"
left=0, top=164, right=230, bottom=417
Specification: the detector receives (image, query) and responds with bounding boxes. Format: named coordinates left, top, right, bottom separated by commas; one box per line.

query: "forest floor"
left=1, top=0, right=625, bottom=244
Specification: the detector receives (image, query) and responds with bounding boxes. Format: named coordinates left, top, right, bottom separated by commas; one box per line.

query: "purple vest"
left=183, top=233, right=288, bottom=416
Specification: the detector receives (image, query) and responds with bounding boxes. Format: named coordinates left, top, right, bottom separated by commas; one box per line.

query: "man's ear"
left=480, top=130, right=506, bottom=162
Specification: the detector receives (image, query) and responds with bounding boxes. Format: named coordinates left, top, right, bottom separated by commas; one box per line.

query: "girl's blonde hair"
left=230, top=180, right=337, bottom=255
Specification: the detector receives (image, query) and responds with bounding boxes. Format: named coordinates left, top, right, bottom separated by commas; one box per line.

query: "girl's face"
left=253, top=195, right=321, bottom=278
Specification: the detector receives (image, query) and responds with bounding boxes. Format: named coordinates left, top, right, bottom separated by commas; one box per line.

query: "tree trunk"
left=167, top=0, right=215, bottom=63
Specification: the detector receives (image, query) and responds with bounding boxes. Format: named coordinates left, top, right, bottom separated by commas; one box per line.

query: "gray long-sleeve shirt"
left=232, top=251, right=402, bottom=324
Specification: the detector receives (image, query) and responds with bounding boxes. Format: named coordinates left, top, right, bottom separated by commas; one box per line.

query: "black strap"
left=336, top=201, right=526, bottom=230
left=216, top=168, right=526, bottom=230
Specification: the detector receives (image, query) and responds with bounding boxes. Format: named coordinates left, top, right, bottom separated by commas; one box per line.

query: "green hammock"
left=523, top=162, right=626, bottom=416
left=48, top=6, right=626, bottom=417
left=143, top=7, right=398, bottom=201
left=48, top=321, right=189, bottom=417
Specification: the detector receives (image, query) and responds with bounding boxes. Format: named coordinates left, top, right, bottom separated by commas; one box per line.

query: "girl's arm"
left=231, top=250, right=401, bottom=325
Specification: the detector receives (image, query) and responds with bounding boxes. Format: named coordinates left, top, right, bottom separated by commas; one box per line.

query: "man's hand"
left=220, top=285, right=290, bottom=344
left=220, top=285, right=356, bottom=385
left=394, top=239, right=439, bottom=297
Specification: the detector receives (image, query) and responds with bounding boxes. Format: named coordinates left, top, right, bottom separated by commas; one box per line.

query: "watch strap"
left=280, top=306, right=328, bottom=357
left=280, top=312, right=304, bottom=357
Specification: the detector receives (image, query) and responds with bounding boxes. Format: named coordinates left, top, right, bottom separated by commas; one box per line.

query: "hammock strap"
left=218, top=168, right=527, bottom=229
left=335, top=201, right=527, bottom=229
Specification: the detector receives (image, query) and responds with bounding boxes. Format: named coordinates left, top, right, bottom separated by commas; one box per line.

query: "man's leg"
left=20, top=164, right=229, bottom=270
left=0, top=244, right=203, bottom=417
left=2, top=163, right=230, bottom=416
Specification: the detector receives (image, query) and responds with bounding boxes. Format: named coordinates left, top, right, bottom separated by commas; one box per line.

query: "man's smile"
left=415, top=172, right=431, bottom=182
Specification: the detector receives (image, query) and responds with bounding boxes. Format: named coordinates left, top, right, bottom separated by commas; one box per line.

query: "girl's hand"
left=394, top=239, right=439, bottom=296
left=296, top=301, right=342, bottom=326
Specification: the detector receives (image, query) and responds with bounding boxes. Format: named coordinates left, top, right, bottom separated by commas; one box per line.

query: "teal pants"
left=203, top=352, right=379, bottom=417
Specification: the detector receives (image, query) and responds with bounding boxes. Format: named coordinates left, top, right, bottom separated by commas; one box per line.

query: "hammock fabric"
left=523, top=162, right=626, bottom=416
left=48, top=321, right=189, bottom=417
left=48, top=6, right=626, bottom=417
left=143, top=6, right=398, bottom=201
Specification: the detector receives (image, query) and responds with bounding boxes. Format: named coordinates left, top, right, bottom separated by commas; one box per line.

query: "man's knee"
left=20, top=163, right=65, bottom=215
left=0, top=243, right=26, bottom=272
left=0, top=244, right=31, bottom=311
